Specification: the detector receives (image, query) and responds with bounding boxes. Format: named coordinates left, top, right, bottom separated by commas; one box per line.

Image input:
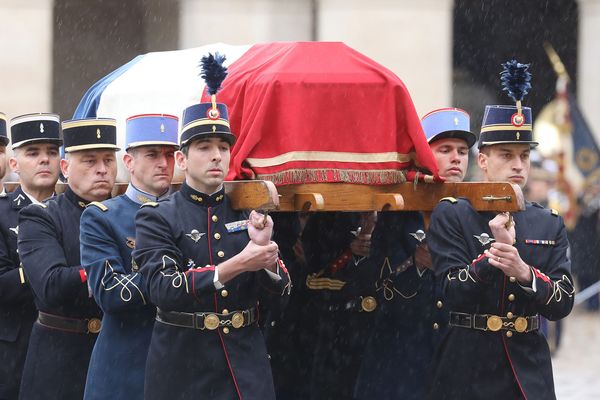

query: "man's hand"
left=350, top=233, right=372, bottom=257
left=247, top=210, right=273, bottom=246
left=414, top=243, right=432, bottom=270
left=488, top=212, right=515, bottom=245
left=486, top=242, right=532, bottom=284
left=215, top=240, right=280, bottom=284
left=239, top=240, right=279, bottom=272
left=350, top=212, right=377, bottom=258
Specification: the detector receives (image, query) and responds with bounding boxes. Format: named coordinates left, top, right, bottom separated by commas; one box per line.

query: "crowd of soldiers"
left=0, top=58, right=576, bottom=400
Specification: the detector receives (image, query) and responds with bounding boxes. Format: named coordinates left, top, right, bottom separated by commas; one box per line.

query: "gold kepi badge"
left=87, top=318, right=102, bottom=334
left=204, top=314, right=220, bottom=330
left=486, top=315, right=502, bottom=332
left=361, top=296, right=377, bottom=312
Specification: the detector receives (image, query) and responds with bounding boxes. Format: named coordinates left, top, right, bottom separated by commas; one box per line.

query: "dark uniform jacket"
left=302, top=212, right=419, bottom=400
left=80, top=187, right=160, bottom=400
left=0, top=187, right=36, bottom=399
left=263, top=213, right=314, bottom=400
left=17, top=187, right=102, bottom=400
left=354, top=211, right=445, bottom=400
left=427, top=199, right=574, bottom=400
left=133, top=182, right=290, bottom=400
left=301, top=212, right=376, bottom=400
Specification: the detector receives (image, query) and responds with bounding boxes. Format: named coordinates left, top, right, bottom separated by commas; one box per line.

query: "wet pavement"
left=552, top=307, right=600, bottom=399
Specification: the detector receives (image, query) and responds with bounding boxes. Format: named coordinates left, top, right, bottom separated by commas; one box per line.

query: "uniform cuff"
left=213, top=265, right=224, bottom=289
left=518, top=267, right=537, bottom=294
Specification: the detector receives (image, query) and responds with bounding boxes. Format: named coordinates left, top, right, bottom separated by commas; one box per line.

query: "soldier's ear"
left=60, top=158, right=70, bottom=179
left=175, top=150, right=187, bottom=171
left=123, top=152, right=134, bottom=173
left=8, top=156, right=18, bottom=173
left=477, top=151, right=488, bottom=173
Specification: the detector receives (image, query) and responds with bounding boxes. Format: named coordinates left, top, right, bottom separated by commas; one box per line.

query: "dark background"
left=453, top=0, right=578, bottom=134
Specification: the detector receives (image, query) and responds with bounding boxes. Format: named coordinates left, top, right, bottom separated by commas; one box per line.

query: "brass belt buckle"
left=514, top=317, right=528, bottom=333
left=231, top=312, right=244, bottom=329
left=361, top=296, right=377, bottom=312
left=486, top=315, right=502, bottom=332
left=204, top=314, right=220, bottom=330
left=87, top=318, right=102, bottom=334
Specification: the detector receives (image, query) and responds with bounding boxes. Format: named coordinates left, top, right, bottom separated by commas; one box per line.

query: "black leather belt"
left=156, top=307, right=258, bottom=331
left=326, top=296, right=378, bottom=313
left=449, top=311, right=539, bottom=333
left=37, top=311, right=102, bottom=334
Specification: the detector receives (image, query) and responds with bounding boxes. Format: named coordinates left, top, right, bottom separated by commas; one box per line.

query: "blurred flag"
left=565, top=88, right=600, bottom=180
left=544, top=43, right=600, bottom=181
left=538, top=43, right=600, bottom=228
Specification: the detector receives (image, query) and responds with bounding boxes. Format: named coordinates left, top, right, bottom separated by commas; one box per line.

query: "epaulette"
left=551, top=208, right=559, bottom=217
left=87, top=201, right=108, bottom=212
left=141, top=201, right=159, bottom=208
left=439, top=197, right=458, bottom=204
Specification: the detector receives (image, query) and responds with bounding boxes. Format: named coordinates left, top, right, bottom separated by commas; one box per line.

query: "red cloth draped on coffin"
left=208, top=42, right=439, bottom=185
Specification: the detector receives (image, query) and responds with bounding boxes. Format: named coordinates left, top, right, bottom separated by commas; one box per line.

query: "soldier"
left=133, top=54, right=290, bottom=400
left=262, top=211, right=312, bottom=400
left=427, top=61, right=574, bottom=399
left=354, top=108, right=476, bottom=400
left=80, top=114, right=179, bottom=400
left=0, top=113, right=61, bottom=399
left=302, top=211, right=381, bottom=400
left=18, top=118, right=119, bottom=399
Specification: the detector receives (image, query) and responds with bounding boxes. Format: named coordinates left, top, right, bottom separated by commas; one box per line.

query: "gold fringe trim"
left=256, top=168, right=407, bottom=186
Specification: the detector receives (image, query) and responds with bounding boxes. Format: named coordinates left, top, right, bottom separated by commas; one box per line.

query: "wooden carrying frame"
left=5, top=181, right=524, bottom=213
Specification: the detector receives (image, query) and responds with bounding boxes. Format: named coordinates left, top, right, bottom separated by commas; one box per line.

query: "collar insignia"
left=137, top=194, right=151, bottom=204
left=186, top=229, right=206, bottom=243
left=14, top=194, right=25, bottom=206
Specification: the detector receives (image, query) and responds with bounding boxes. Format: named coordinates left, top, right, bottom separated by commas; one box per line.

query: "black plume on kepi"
left=500, top=60, right=532, bottom=125
left=201, top=53, right=228, bottom=96
left=478, top=59, right=538, bottom=148
left=180, top=52, right=236, bottom=146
